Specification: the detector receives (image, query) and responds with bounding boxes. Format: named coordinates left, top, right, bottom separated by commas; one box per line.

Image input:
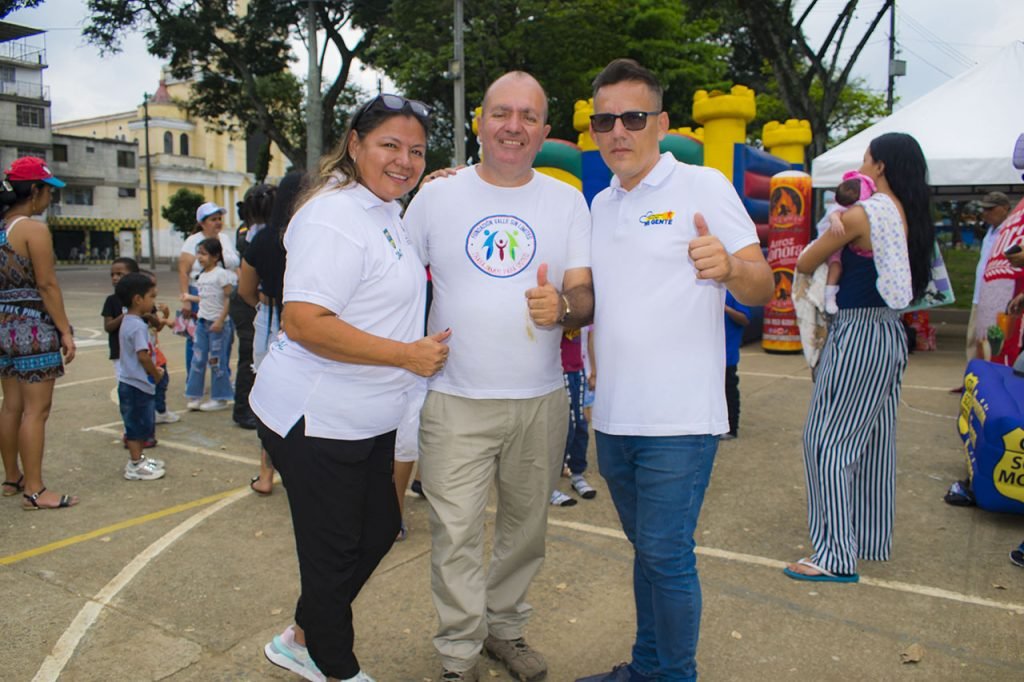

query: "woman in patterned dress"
left=0, top=157, right=78, bottom=509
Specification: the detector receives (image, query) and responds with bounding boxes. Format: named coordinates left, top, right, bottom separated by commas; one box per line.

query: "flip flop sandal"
left=943, top=480, right=975, bottom=507
left=783, top=557, right=859, bottom=583
left=23, top=487, right=78, bottom=511
left=2, top=475, right=24, bottom=496
left=249, top=475, right=273, bottom=496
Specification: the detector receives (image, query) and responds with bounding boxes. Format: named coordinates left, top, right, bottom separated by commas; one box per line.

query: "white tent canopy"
left=812, top=41, right=1024, bottom=200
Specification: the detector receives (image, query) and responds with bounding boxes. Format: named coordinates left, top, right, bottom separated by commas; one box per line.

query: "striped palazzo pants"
left=803, top=307, right=908, bottom=575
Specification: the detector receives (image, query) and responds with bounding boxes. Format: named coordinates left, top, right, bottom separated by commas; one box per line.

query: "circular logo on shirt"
left=465, top=214, right=536, bottom=278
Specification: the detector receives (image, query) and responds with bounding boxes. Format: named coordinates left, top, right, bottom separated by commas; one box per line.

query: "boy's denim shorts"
left=118, top=382, right=155, bottom=441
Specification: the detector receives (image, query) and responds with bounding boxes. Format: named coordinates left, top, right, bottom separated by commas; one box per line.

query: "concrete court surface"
left=2, top=265, right=1023, bottom=682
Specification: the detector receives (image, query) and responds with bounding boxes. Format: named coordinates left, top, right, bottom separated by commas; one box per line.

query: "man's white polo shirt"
left=591, top=152, right=759, bottom=436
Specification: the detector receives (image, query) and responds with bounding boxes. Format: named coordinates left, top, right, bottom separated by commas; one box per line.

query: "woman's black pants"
left=258, top=417, right=400, bottom=679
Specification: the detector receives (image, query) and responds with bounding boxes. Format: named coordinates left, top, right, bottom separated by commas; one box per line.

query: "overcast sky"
left=7, top=0, right=1024, bottom=127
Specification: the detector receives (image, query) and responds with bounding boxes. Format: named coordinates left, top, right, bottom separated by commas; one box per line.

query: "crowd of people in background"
left=2, top=54, right=1022, bottom=682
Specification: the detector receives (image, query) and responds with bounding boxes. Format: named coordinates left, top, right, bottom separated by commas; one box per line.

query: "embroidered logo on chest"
left=639, top=210, right=675, bottom=228
left=465, top=214, right=537, bottom=278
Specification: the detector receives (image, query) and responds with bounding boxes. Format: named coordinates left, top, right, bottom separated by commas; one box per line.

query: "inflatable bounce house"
left=955, top=146, right=1024, bottom=515
left=511, top=85, right=814, bottom=350
left=959, top=359, right=1024, bottom=514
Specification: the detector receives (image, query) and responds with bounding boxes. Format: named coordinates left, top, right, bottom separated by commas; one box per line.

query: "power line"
left=898, top=10, right=976, bottom=68
left=895, top=41, right=955, bottom=78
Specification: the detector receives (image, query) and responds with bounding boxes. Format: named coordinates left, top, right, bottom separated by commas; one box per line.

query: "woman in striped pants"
left=786, top=133, right=934, bottom=581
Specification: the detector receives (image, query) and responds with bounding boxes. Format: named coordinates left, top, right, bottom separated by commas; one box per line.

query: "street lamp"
left=143, top=92, right=156, bottom=269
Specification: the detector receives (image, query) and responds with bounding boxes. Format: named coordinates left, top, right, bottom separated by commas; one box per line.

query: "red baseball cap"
left=6, top=156, right=65, bottom=188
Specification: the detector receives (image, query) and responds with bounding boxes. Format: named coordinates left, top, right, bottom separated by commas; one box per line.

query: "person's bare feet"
left=249, top=475, right=274, bottom=495
left=785, top=558, right=827, bottom=576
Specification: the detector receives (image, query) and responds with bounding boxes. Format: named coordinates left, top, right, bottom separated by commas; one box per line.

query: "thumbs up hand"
left=688, top=212, right=733, bottom=282
left=526, top=262, right=563, bottom=327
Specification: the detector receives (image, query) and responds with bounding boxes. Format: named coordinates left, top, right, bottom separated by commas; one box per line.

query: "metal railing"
left=0, top=80, right=49, bottom=100
left=0, top=43, right=46, bottom=65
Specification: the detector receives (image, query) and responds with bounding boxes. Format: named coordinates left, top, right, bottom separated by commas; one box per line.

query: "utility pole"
left=886, top=0, right=904, bottom=115
left=143, top=93, right=156, bottom=269
left=306, top=0, right=322, bottom=171
left=452, top=0, right=466, bottom=165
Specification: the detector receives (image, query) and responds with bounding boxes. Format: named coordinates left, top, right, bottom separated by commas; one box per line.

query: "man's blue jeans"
left=595, top=432, right=719, bottom=682
left=185, top=318, right=234, bottom=401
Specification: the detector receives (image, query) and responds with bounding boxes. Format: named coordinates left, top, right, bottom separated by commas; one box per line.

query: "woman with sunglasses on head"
left=250, top=94, right=450, bottom=682
left=0, top=157, right=78, bottom=510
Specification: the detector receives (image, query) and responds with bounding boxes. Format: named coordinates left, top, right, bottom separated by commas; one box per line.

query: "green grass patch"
left=940, top=246, right=979, bottom=310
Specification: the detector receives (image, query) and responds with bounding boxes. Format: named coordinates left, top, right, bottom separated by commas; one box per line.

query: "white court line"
left=28, top=487, right=1023, bottom=680
left=31, top=488, right=249, bottom=682
left=75, top=327, right=103, bottom=339
left=82, top=424, right=259, bottom=466
left=738, top=370, right=954, bottom=393
left=72, top=339, right=106, bottom=349
left=546, top=517, right=1024, bottom=614
left=0, top=369, right=186, bottom=398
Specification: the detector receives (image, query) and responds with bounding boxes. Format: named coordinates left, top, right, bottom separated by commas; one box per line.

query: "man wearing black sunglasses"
left=405, top=71, right=593, bottom=682
left=576, top=59, right=772, bottom=682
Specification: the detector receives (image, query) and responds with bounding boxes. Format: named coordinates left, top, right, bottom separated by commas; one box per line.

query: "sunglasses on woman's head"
left=589, top=110, right=661, bottom=133
left=353, top=94, right=431, bottom=130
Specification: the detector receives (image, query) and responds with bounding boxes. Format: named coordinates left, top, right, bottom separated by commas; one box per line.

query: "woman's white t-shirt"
left=249, top=182, right=427, bottom=440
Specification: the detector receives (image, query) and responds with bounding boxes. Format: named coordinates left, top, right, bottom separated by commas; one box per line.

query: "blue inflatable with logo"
left=958, top=360, right=1024, bottom=514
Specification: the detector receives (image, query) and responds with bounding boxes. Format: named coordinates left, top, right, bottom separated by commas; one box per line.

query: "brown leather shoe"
left=483, top=636, right=547, bottom=681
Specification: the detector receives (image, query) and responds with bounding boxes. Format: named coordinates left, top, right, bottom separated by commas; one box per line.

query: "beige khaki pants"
left=419, top=389, right=568, bottom=670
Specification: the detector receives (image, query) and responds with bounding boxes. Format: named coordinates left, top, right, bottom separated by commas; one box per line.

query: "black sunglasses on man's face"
left=589, top=110, right=661, bottom=133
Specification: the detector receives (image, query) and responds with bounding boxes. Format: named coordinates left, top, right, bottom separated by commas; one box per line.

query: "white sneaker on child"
left=550, top=490, right=578, bottom=507
left=155, top=410, right=180, bottom=424
left=124, top=458, right=166, bottom=481
left=570, top=473, right=597, bottom=499
left=139, top=454, right=165, bottom=469
left=186, top=399, right=202, bottom=411
left=199, top=399, right=231, bottom=412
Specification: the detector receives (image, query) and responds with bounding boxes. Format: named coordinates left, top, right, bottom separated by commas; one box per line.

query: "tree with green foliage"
left=84, top=0, right=390, bottom=168
left=694, top=0, right=894, bottom=157
left=161, top=187, right=205, bottom=238
left=0, top=0, right=43, bottom=17
left=365, top=0, right=730, bottom=163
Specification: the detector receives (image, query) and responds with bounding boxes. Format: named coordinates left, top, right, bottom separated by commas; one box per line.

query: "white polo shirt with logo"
left=591, top=152, right=759, bottom=436
left=249, top=182, right=427, bottom=440
left=404, top=166, right=591, bottom=399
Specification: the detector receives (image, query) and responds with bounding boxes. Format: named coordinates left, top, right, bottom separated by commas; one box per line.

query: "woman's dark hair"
left=115, top=272, right=156, bottom=308
left=197, top=237, right=224, bottom=266
left=112, top=257, right=140, bottom=273
left=243, top=183, right=276, bottom=226
left=0, top=179, right=48, bottom=216
left=869, top=132, right=934, bottom=301
left=297, top=95, right=430, bottom=210
left=270, top=171, right=307, bottom=241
